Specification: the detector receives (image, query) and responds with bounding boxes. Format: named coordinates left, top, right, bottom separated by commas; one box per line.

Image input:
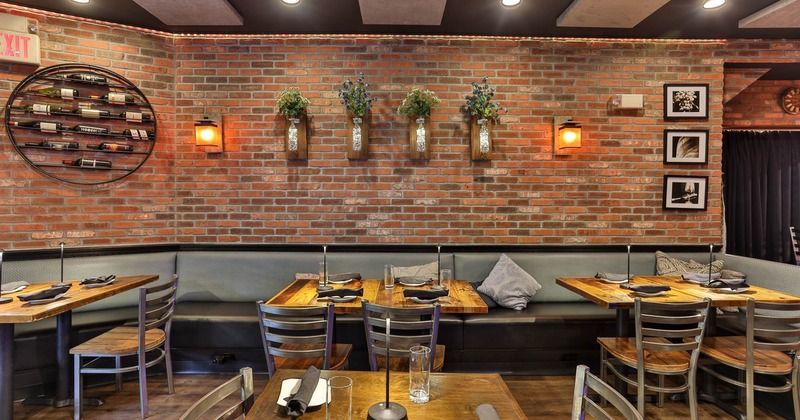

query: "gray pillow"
left=392, top=261, right=437, bottom=279
left=477, top=254, right=542, bottom=310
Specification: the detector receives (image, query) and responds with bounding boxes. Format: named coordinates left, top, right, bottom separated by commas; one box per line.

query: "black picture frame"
left=663, top=129, right=708, bottom=164
left=663, top=175, right=708, bottom=210
left=663, top=84, right=709, bottom=120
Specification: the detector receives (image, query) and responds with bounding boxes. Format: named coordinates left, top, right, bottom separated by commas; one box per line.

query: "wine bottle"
left=20, top=104, right=68, bottom=116
left=72, top=108, right=111, bottom=118
left=119, top=111, right=152, bottom=122
left=9, top=121, right=62, bottom=133
left=86, top=142, right=134, bottom=152
left=101, top=92, right=135, bottom=104
left=122, top=129, right=155, bottom=140
left=64, top=73, right=107, bottom=83
left=62, top=158, right=112, bottom=168
left=24, top=140, right=79, bottom=150
left=71, top=124, right=109, bottom=134
left=37, top=87, right=79, bottom=99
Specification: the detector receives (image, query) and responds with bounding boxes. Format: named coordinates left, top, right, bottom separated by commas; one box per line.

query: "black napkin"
left=284, top=366, right=321, bottom=417
left=327, top=272, right=362, bottom=282
left=1, top=280, right=29, bottom=292
left=80, top=274, right=116, bottom=285
left=703, top=279, right=749, bottom=290
left=18, top=283, right=71, bottom=301
left=318, top=287, right=364, bottom=298
left=594, top=272, right=631, bottom=282
left=403, top=289, right=449, bottom=299
left=621, top=284, right=671, bottom=293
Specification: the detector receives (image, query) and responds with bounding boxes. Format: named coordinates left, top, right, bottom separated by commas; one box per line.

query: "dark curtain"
left=722, top=130, right=800, bottom=263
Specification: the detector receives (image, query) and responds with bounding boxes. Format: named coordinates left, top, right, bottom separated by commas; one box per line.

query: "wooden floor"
left=14, top=372, right=784, bottom=419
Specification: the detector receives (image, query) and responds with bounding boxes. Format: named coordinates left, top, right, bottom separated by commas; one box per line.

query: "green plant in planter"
left=338, top=72, right=376, bottom=118
left=276, top=87, right=309, bottom=118
left=464, top=77, right=508, bottom=122
left=397, top=87, right=441, bottom=119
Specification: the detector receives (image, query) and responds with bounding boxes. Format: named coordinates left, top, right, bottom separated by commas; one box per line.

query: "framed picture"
left=663, top=84, right=708, bottom=120
left=663, top=129, right=708, bottom=164
left=663, top=175, right=708, bottom=210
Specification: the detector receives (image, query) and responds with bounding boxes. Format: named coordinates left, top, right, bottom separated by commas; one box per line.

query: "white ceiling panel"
left=133, top=0, right=243, bottom=26
left=740, top=0, right=800, bottom=28
left=358, top=0, right=447, bottom=26
left=557, top=0, right=670, bottom=28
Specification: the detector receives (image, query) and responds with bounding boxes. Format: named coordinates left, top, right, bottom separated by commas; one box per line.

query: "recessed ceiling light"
left=281, top=0, right=300, bottom=5
left=71, top=0, right=90, bottom=4
left=702, top=0, right=725, bottom=9
left=501, top=0, right=521, bottom=7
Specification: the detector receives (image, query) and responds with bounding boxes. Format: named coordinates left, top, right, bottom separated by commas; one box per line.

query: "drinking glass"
left=409, top=345, right=430, bottom=404
left=439, top=268, right=452, bottom=284
left=319, top=262, right=326, bottom=287
left=384, top=264, right=394, bottom=289
left=326, top=376, right=353, bottom=420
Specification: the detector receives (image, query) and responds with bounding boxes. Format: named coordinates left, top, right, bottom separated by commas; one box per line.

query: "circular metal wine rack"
left=4, top=64, right=157, bottom=185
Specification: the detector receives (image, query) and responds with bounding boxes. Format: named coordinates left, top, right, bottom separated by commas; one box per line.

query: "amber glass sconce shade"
left=554, top=116, right=581, bottom=156
left=195, top=116, right=223, bottom=153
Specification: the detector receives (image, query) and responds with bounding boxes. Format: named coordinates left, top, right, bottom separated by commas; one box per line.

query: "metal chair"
left=71, top=274, right=179, bottom=419
left=597, top=297, right=710, bottom=420
left=361, top=300, right=444, bottom=372
left=572, top=364, right=642, bottom=420
left=790, top=226, right=800, bottom=265
left=256, top=301, right=351, bottom=378
left=178, top=367, right=254, bottom=420
left=698, top=298, right=800, bottom=420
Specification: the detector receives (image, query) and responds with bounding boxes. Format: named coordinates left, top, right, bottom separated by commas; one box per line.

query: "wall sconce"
left=195, top=115, right=223, bottom=153
left=553, top=116, right=582, bottom=156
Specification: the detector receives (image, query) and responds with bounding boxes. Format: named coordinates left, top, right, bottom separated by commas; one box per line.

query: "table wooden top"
left=266, top=278, right=488, bottom=314
left=249, top=369, right=526, bottom=419
left=556, top=275, right=800, bottom=310
left=0, top=274, right=159, bottom=323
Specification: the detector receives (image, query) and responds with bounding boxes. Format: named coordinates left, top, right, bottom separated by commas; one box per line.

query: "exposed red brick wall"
left=1, top=4, right=798, bottom=249
left=724, top=79, right=800, bottom=128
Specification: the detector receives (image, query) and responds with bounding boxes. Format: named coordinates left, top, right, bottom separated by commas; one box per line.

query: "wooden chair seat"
left=273, top=343, right=352, bottom=372
left=597, top=337, right=690, bottom=373
left=701, top=336, right=794, bottom=375
left=375, top=344, right=446, bottom=372
left=70, top=326, right=166, bottom=356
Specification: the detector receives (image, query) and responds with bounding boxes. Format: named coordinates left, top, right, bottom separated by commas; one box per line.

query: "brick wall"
left=0, top=4, right=797, bottom=249
left=724, top=79, right=800, bottom=128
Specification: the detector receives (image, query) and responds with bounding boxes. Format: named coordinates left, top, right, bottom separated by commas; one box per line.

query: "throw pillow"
left=391, top=261, right=438, bottom=279
left=655, top=251, right=724, bottom=276
left=477, top=254, right=542, bottom=310
left=470, top=281, right=498, bottom=309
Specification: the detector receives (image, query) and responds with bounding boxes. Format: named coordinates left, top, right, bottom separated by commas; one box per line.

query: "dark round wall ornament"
left=780, top=87, right=800, bottom=115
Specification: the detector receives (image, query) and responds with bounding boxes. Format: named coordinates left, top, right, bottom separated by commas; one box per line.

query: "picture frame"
left=663, top=175, right=708, bottom=210
left=663, top=84, right=708, bottom=120
left=663, top=129, right=708, bottom=164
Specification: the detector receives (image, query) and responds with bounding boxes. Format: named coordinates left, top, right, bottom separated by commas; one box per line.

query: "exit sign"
left=0, top=13, right=40, bottom=65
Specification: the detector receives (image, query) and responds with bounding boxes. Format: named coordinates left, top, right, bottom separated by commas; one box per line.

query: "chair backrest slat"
left=749, top=299, right=800, bottom=355
left=571, top=365, right=642, bottom=420
left=256, top=301, right=335, bottom=378
left=138, top=274, right=179, bottom=350
left=179, top=367, right=254, bottom=420
left=361, top=300, right=441, bottom=371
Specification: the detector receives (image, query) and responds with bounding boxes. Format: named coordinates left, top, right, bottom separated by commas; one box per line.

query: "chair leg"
left=115, top=356, right=122, bottom=391
left=599, top=348, right=608, bottom=407
left=637, top=368, right=646, bottom=417
left=138, top=352, right=148, bottom=418
left=165, top=347, right=174, bottom=394
left=688, top=371, right=699, bottom=420
left=73, top=355, right=82, bottom=420
left=746, top=369, right=755, bottom=420
left=657, top=374, right=664, bottom=407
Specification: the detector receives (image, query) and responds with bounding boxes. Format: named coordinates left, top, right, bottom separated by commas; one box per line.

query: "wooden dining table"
left=266, top=278, right=488, bottom=314
left=0, top=274, right=159, bottom=419
left=249, top=368, right=526, bottom=419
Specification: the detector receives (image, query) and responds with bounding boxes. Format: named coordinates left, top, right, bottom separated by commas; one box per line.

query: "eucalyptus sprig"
left=397, top=87, right=441, bottom=119
left=338, top=72, right=376, bottom=118
left=276, top=87, right=309, bottom=118
left=464, top=77, right=508, bottom=122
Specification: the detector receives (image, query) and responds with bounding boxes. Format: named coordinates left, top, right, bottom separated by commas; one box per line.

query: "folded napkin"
left=703, top=279, right=749, bottom=290
left=403, top=289, right=449, bottom=299
left=621, top=284, right=671, bottom=294
left=327, top=272, right=362, bottom=282
left=318, top=287, right=364, bottom=298
left=721, top=269, right=746, bottom=279
left=284, top=366, right=321, bottom=417
left=595, top=272, right=631, bottom=282
left=681, top=272, right=720, bottom=282
left=1, top=280, right=29, bottom=292
left=18, top=283, right=71, bottom=301
left=80, top=274, right=116, bottom=285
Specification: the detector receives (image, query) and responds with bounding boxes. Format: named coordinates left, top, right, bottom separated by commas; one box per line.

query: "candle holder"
left=56, top=242, right=69, bottom=286
left=318, top=244, right=333, bottom=292
left=0, top=249, right=10, bottom=304
left=626, top=243, right=631, bottom=285
left=708, top=243, right=714, bottom=283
